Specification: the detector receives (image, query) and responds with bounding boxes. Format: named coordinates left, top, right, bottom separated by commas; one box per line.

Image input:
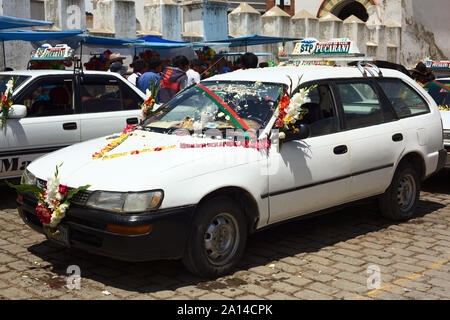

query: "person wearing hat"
left=411, top=62, right=435, bottom=87
left=109, top=52, right=128, bottom=76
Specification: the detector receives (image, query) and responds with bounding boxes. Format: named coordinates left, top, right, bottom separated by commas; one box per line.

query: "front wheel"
left=182, top=197, right=247, bottom=278
left=379, top=162, right=421, bottom=221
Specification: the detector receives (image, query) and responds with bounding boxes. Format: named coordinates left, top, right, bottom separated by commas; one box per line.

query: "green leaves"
left=5, top=180, right=43, bottom=198
left=63, top=184, right=91, bottom=205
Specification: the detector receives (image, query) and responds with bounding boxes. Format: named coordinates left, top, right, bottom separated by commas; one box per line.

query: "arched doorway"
left=317, top=0, right=377, bottom=22
left=332, top=0, right=369, bottom=22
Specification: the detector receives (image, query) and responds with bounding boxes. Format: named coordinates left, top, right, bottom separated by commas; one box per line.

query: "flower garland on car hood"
left=92, top=124, right=136, bottom=160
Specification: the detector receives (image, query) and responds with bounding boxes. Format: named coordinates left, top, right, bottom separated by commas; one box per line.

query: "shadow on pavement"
left=422, top=169, right=450, bottom=195
left=25, top=196, right=445, bottom=296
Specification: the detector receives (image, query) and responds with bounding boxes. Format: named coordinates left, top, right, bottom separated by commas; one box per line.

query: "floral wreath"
left=7, top=163, right=90, bottom=235
left=1, top=77, right=18, bottom=130
left=141, top=78, right=160, bottom=120
left=274, top=76, right=316, bottom=145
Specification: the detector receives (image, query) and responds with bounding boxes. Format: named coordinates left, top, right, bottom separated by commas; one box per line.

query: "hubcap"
left=396, top=173, right=416, bottom=212
left=204, top=213, right=239, bottom=266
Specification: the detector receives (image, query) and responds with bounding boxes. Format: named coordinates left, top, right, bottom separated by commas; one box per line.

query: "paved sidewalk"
left=0, top=171, right=449, bottom=300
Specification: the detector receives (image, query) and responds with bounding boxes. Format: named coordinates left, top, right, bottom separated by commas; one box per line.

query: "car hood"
left=27, top=129, right=266, bottom=191
left=441, top=110, right=450, bottom=130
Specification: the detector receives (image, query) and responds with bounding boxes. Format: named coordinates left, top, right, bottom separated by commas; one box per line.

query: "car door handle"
left=392, top=133, right=403, bottom=142
left=126, top=117, right=139, bottom=125
left=333, top=145, right=348, bottom=155
left=63, top=122, right=77, bottom=130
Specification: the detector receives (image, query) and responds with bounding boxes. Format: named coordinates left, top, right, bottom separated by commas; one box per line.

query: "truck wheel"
left=182, top=197, right=247, bottom=278
left=379, top=162, right=421, bottom=221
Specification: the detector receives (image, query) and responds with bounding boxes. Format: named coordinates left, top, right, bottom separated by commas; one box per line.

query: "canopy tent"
left=0, top=15, right=53, bottom=30
left=137, top=35, right=189, bottom=45
left=131, top=35, right=196, bottom=60
left=0, top=30, right=83, bottom=42
left=131, top=35, right=191, bottom=49
left=214, top=52, right=273, bottom=57
left=196, top=34, right=302, bottom=48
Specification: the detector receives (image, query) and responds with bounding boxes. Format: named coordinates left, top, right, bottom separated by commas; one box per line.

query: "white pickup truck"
left=0, top=70, right=145, bottom=180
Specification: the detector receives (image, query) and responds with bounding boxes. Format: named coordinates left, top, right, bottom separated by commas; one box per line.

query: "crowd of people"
left=107, top=50, right=440, bottom=104
left=108, top=52, right=262, bottom=103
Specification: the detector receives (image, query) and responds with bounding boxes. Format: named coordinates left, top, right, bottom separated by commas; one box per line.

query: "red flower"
left=36, top=204, right=51, bottom=224
left=122, top=124, right=136, bottom=134
left=279, top=95, right=290, bottom=109
left=275, top=119, right=284, bottom=128
left=59, top=185, right=68, bottom=195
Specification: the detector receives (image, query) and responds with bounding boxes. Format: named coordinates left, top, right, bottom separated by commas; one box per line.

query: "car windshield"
left=424, top=80, right=450, bottom=108
left=0, top=75, right=29, bottom=94
left=141, top=81, right=285, bottom=134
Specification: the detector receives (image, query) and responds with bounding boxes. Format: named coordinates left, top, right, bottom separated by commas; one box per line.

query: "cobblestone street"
left=0, top=170, right=449, bottom=300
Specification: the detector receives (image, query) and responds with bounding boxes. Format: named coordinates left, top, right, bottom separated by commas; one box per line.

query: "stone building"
left=0, top=0, right=449, bottom=70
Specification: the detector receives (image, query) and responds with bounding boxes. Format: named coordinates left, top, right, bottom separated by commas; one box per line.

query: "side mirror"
left=286, top=123, right=310, bottom=141
left=7, top=104, right=27, bottom=119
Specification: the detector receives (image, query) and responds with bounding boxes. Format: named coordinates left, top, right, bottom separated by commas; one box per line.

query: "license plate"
left=47, top=225, right=70, bottom=247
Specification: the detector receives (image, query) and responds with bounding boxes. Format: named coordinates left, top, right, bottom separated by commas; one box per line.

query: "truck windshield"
left=141, top=81, right=284, bottom=133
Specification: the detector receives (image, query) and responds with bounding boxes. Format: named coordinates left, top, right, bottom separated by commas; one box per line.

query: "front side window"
left=378, top=79, right=430, bottom=118
left=141, top=81, right=284, bottom=133
left=19, top=79, right=73, bottom=117
left=80, top=81, right=122, bottom=113
left=336, top=81, right=395, bottom=130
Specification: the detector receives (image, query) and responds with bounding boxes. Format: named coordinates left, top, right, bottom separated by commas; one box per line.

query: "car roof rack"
left=356, top=61, right=383, bottom=78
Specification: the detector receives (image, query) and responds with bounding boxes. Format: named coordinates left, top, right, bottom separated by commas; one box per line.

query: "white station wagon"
left=16, top=65, right=447, bottom=278
left=0, top=70, right=145, bottom=181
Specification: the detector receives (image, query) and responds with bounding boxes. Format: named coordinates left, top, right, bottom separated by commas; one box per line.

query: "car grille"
left=35, top=179, right=91, bottom=206
left=70, top=190, right=92, bottom=206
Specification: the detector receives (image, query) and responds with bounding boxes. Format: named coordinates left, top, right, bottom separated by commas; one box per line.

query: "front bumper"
left=17, top=192, right=195, bottom=262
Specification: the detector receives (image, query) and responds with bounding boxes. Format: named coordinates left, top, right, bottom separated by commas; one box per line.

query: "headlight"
left=86, top=190, right=163, bottom=213
left=21, top=169, right=36, bottom=185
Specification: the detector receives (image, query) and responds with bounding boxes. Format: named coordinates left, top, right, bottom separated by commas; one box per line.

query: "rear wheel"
left=379, top=162, right=421, bottom=221
left=182, top=197, right=247, bottom=278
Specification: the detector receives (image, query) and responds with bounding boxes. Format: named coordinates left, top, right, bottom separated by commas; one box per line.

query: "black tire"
left=379, top=162, right=421, bottom=221
left=182, top=197, right=247, bottom=278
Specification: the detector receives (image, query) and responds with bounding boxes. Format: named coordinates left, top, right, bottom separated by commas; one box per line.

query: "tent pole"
left=2, top=40, right=5, bottom=70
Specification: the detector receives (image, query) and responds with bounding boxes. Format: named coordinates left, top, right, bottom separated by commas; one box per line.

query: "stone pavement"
left=0, top=171, right=449, bottom=300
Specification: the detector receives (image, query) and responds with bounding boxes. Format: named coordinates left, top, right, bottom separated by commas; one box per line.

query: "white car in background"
left=424, top=77, right=450, bottom=168
left=0, top=70, right=145, bottom=181
left=16, top=65, right=447, bottom=278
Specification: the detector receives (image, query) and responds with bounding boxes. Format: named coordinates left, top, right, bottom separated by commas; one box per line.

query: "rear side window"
left=121, top=83, right=144, bottom=110
left=336, top=81, right=395, bottom=130
left=378, top=79, right=430, bottom=118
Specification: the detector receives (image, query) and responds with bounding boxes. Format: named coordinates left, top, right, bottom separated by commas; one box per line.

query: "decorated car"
left=14, top=64, right=446, bottom=278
